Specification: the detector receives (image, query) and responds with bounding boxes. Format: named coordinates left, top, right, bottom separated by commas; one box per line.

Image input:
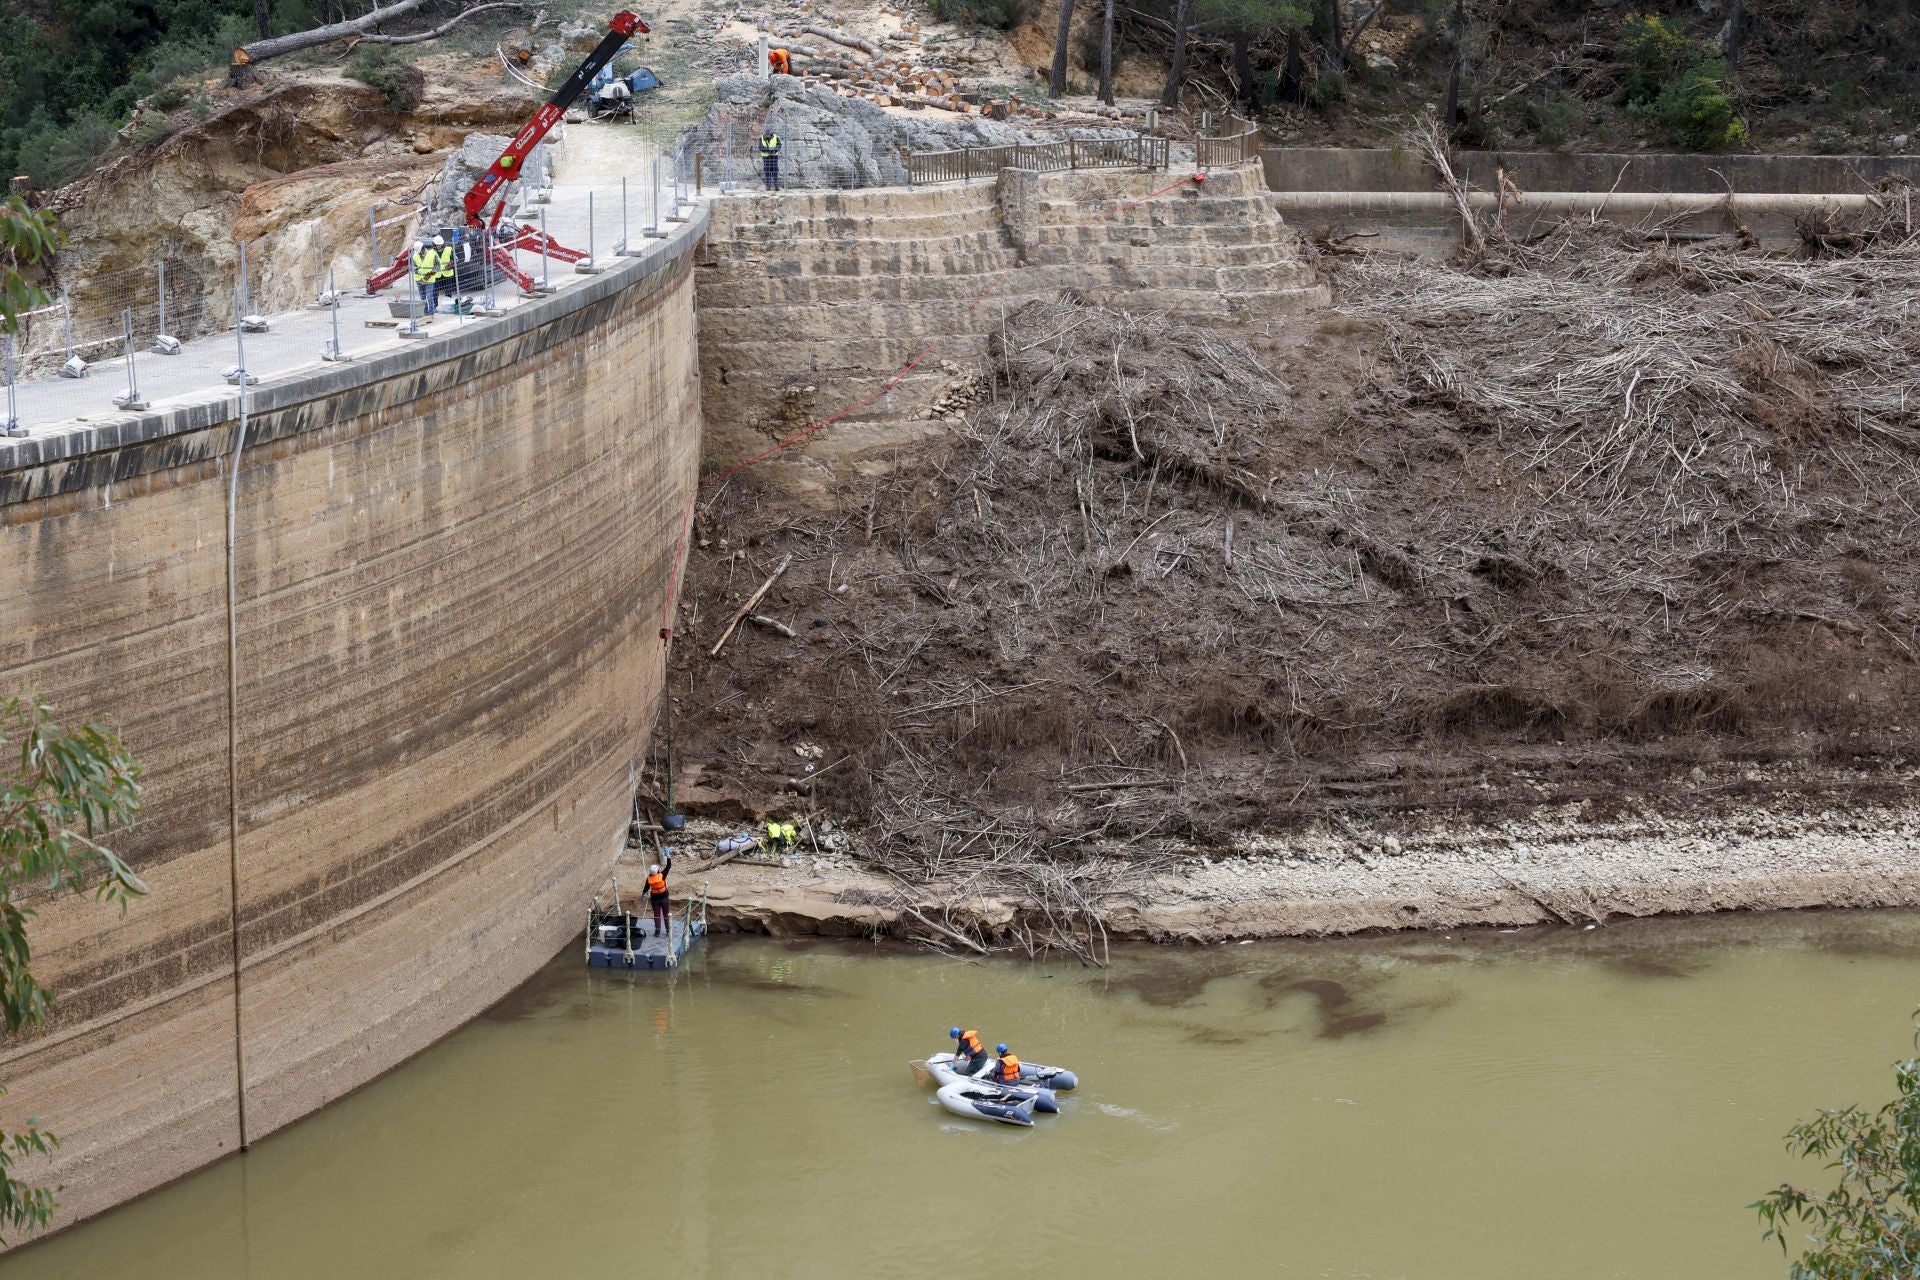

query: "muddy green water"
left=13, top=911, right=1920, bottom=1279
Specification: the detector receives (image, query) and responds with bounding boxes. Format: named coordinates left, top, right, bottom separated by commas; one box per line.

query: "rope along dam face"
left=0, top=167, right=1318, bottom=1236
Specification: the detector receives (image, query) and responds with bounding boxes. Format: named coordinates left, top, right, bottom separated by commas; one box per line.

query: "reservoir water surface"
left=12, top=910, right=1920, bottom=1278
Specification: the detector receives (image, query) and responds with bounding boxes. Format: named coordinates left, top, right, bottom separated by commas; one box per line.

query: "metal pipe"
left=2, top=337, right=19, bottom=436
left=540, top=207, right=551, bottom=289
left=323, top=270, right=345, bottom=360
left=646, top=156, right=665, bottom=237
left=222, top=304, right=253, bottom=1156
left=115, top=308, right=146, bottom=410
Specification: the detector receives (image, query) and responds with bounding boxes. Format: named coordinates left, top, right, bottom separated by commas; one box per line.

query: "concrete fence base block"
left=396, top=326, right=431, bottom=341
left=575, top=263, right=604, bottom=275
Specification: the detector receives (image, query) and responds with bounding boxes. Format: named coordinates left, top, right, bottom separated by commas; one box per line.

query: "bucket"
left=664, top=814, right=686, bottom=831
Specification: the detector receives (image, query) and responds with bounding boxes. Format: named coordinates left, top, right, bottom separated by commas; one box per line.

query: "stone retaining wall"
left=694, top=166, right=1326, bottom=490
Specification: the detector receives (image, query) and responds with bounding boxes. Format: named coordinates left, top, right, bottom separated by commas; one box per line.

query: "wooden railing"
left=908, top=135, right=1172, bottom=185
left=1195, top=120, right=1261, bottom=170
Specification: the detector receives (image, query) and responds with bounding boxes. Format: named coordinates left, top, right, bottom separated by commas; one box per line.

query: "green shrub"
left=1525, top=87, right=1583, bottom=149
left=149, top=84, right=189, bottom=112
left=1617, top=12, right=1748, bottom=151
left=1648, top=69, right=1748, bottom=150
left=14, top=111, right=117, bottom=189
left=127, top=115, right=173, bottom=150
left=344, top=46, right=424, bottom=114
left=1306, top=67, right=1348, bottom=109
left=1619, top=13, right=1695, bottom=103
left=927, top=0, right=1034, bottom=31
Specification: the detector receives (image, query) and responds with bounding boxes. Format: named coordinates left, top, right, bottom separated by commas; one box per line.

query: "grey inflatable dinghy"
left=928, top=1050, right=1079, bottom=1092
left=935, top=1080, right=1036, bottom=1127
left=922, top=1053, right=1060, bottom=1113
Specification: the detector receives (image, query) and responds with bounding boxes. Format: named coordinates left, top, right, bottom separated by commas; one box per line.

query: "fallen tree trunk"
left=802, top=23, right=877, bottom=58
left=233, top=0, right=514, bottom=68
left=359, top=2, right=532, bottom=45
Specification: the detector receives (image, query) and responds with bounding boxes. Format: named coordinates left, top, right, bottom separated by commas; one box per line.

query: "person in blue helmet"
left=994, top=1044, right=1022, bottom=1084
left=948, top=1026, right=990, bottom=1076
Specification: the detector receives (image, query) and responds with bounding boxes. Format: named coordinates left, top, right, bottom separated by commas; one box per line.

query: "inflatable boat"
left=921, top=1053, right=1058, bottom=1114
left=927, top=1050, right=1079, bottom=1092
left=935, top=1080, right=1036, bottom=1127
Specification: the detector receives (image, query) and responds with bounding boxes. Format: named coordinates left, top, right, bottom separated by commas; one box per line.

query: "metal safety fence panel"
left=907, top=135, right=1171, bottom=185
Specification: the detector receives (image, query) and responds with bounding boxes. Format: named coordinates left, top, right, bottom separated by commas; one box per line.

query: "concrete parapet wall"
left=1263, top=146, right=1920, bottom=196
left=695, top=166, right=1327, bottom=483
left=0, top=212, right=708, bottom=1239
left=1273, top=189, right=1875, bottom=256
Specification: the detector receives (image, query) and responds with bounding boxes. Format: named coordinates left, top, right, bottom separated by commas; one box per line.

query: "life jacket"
left=958, top=1029, right=983, bottom=1057
left=760, top=132, right=781, bottom=157
left=998, top=1053, right=1021, bottom=1082
left=646, top=871, right=668, bottom=896
left=411, top=248, right=435, bottom=283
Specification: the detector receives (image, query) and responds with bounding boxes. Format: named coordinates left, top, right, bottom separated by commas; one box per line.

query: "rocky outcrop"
left=35, top=72, right=536, bottom=349
left=681, top=73, right=1031, bottom=190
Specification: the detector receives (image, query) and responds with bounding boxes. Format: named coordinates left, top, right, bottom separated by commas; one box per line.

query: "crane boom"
left=462, top=10, right=649, bottom=227
left=364, top=11, right=651, bottom=297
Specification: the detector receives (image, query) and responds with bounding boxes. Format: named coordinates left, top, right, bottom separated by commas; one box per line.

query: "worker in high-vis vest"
left=759, top=129, right=782, bottom=191
left=949, top=1026, right=989, bottom=1075
left=764, top=819, right=787, bottom=854
left=995, top=1044, right=1021, bottom=1084
left=431, top=234, right=455, bottom=304
left=411, top=239, right=438, bottom=315
left=767, top=47, right=791, bottom=76
left=646, top=854, right=672, bottom=936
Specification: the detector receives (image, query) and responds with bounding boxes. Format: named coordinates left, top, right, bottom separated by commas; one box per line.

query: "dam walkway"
left=3, top=129, right=687, bottom=446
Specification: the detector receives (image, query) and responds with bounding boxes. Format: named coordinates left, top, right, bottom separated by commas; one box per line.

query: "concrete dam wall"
left=0, top=158, right=1330, bottom=1241
left=0, top=214, right=707, bottom=1233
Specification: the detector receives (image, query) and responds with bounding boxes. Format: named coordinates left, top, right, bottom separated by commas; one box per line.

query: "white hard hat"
left=432, top=234, right=445, bottom=246
left=413, top=239, right=424, bottom=249
left=650, top=864, right=661, bottom=873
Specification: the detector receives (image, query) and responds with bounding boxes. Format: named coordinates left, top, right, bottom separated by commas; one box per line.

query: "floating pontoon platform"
left=584, top=883, right=708, bottom=970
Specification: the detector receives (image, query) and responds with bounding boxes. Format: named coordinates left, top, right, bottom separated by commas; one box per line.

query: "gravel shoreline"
left=620, top=798, right=1920, bottom=945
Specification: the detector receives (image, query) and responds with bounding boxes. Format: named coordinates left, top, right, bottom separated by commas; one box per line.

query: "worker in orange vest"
left=948, top=1026, right=989, bottom=1075
left=646, top=853, right=672, bottom=936
left=995, top=1044, right=1021, bottom=1084
left=767, top=46, right=792, bottom=75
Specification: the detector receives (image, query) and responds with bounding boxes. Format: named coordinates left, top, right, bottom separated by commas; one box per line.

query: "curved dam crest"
left=0, top=210, right=708, bottom=1234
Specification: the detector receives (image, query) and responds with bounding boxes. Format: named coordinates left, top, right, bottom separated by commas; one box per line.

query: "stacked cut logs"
left=738, top=12, right=1066, bottom=117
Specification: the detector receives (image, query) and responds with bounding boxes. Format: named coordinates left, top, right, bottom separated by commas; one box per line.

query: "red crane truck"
left=366, top=10, right=651, bottom=296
